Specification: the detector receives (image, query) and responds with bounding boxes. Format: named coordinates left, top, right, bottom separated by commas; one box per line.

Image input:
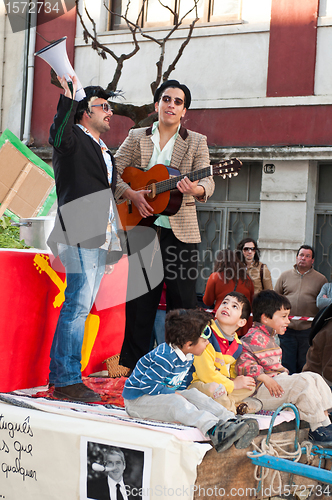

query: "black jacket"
left=87, top=476, right=140, bottom=500
left=48, top=95, right=117, bottom=253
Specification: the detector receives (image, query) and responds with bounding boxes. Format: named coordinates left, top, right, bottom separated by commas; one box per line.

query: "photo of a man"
left=86, top=443, right=143, bottom=500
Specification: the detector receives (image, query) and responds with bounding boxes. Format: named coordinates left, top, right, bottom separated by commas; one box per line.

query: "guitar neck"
left=156, top=166, right=212, bottom=194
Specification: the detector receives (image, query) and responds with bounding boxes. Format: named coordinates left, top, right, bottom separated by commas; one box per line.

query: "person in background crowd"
left=303, top=302, right=332, bottom=389
left=237, top=238, right=273, bottom=295
left=149, top=283, right=167, bottom=349
left=274, top=245, right=327, bottom=374
left=203, top=249, right=254, bottom=336
left=317, top=281, right=332, bottom=310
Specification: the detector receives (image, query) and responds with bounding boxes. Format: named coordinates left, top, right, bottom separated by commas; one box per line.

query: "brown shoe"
left=53, top=383, right=102, bottom=403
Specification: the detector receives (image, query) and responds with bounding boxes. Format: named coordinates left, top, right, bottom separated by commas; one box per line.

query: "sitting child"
left=236, top=289, right=332, bottom=446
left=123, top=308, right=259, bottom=453
left=189, top=292, right=256, bottom=413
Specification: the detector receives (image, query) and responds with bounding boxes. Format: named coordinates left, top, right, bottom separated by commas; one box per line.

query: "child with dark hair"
left=236, top=290, right=332, bottom=446
left=123, top=308, right=259, bottom=453
left=203, top=250, right=254, bottom=313
left=189, top=293, right=257, bottom=413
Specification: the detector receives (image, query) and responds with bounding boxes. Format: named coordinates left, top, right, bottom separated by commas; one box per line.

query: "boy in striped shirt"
left=123, top=308, right=259, bottom=453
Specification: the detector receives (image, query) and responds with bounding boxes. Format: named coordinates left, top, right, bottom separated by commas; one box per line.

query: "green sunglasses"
left=201, top=325, right=212, bottom=340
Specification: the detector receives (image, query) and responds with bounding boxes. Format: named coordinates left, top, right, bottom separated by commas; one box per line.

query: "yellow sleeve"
left=193, top=343, right=235, bottom=394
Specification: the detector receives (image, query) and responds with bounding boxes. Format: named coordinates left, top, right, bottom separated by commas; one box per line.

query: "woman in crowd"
left=203, top=249, right=254, bottom=335
left=237, top=238, right=273, bottom=295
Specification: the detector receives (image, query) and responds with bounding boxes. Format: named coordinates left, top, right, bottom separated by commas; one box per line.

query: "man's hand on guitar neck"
left=177, top=177, right=205, bottom=200
left=122, top=188, right=154, bottom=218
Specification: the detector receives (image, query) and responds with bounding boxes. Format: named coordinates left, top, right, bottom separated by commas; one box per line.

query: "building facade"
left=1, top=0, right=332, bottom=291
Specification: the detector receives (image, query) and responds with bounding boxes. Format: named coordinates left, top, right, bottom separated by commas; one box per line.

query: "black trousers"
left=119, top=226, right=198, bottom=369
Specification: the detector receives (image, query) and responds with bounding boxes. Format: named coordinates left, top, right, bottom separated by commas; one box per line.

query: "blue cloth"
left=122, top=343, right=193, bottom=400
left=149, top=309, right=166, bottom=349
left=279, top=327, right=311, bottom=375
left=49, top=244, right=107, bottom=386
left=316, top=282, right=332, bottom=310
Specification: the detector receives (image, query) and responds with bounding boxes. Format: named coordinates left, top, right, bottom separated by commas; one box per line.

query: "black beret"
left=154, top=79, right=191, bottom=109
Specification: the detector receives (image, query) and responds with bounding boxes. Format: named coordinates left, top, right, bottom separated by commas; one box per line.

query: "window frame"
left=107, top=0, right=242, bottom=31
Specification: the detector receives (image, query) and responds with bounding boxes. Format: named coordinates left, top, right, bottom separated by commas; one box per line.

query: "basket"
left=104, top=354, right=131, bottom=378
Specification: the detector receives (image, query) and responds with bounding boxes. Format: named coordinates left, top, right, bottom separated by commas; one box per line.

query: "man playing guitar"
left=115, top=80, right=215, bottom=370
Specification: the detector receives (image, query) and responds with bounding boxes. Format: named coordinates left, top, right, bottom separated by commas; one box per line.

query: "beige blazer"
left=114, top=125, right=215, bottom=243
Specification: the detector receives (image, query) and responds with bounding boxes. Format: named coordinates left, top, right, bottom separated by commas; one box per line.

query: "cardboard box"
left=0, top=129, right=56, bottom=220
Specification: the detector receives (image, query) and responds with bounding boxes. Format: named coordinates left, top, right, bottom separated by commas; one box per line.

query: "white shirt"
left=147, top=121, right=180, bottom=229
left=77, top=124, right=121, bottom=252
left=107, top=476, right=128, bottom=500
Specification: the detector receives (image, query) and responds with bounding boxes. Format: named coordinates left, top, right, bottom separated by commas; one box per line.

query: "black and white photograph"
left=80, top=437, right=152, bottom=500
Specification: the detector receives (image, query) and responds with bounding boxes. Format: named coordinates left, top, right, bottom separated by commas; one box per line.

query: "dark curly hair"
left=223, top=292, right=251, bottom=321
left=297, top=245, right=314, bottom=259
left=213, top=249, right=251, bottom=287
left=252, top=290, right=291, bottom=322
left=165, top=308, right=213, bottom=348
left=237, top=238, right=260, bottom=265
left=74, top=85, right=116, bottom=123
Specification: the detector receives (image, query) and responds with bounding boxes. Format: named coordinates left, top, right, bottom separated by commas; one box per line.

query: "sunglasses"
left=161, top=95, right=184, bottom=106
left=90, top=102, right=113, bottom=113
left=201, top=325, right=212, bottom=340
left=243, top=247, right=256, bottom=252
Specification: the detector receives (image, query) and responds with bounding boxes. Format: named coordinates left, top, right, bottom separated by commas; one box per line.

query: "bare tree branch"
left=162, top=16, right=199, bottom=84
left=75, top=0, right=141, bottom=91
left=74, top=0, right=200, bottom=126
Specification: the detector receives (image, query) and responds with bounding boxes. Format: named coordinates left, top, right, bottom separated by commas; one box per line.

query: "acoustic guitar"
left=117, top=158, right=242, bottom=230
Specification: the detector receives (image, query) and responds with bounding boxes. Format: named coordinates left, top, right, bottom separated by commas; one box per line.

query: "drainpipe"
left=0, top=9, right=7, bottom=135
left=20, top=8, right=37, bottom=144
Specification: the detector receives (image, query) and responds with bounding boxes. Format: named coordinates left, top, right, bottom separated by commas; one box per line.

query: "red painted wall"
left=30, top=8, right=77, bottom=147
left=185, top=106, right=332, bottom=148
left=104, top=105, right=332, bottom=149
left=31, top=3, right=330, bottom=149
left=267, top=0, right=319, bottom=97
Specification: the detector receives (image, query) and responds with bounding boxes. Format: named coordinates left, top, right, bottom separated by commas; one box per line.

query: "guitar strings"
left=128, top=161, right=237, bottom=194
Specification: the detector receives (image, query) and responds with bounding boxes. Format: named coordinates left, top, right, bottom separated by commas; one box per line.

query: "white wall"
left=74, top=0, right=271, bottom=107
left=258, top=160, right=318, bottom=284
left=0, top=4, right=26, bottom=137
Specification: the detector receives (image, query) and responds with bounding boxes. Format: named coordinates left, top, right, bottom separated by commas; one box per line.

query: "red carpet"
left=32, top=376, right=126, bottom=407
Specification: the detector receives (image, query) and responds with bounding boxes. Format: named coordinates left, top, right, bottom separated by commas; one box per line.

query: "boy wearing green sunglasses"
left=123, top=308, right=259, bottom=453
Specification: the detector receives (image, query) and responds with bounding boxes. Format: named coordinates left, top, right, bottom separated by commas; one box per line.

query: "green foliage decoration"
left=0, top=216, right=31, bottom=249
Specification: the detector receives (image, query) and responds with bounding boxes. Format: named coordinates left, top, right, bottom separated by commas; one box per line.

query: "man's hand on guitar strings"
left=176, top=176, right=205, bottom=198
left=126, top=188, right=154, bottom=218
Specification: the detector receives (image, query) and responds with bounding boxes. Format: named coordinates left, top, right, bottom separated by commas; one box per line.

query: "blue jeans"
left=149, top=309, right=166, bottom=349
left=49, top=244, right=107, bottom=387
left=279, top=327, right=311, bottom=374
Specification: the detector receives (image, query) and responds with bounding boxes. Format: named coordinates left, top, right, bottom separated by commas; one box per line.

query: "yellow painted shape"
left=33, top=253, right=100, bottom=370
left=81, top=313, right=100, bottom=371
left=33, top=254, right=67, bottom=308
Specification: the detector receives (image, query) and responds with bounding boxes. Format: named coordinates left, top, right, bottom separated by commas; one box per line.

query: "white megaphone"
left=34, top=36, right=86, bottom=102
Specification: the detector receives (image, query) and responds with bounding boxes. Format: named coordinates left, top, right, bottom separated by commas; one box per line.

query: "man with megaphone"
left=47, top=74, right=121, bottom=403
